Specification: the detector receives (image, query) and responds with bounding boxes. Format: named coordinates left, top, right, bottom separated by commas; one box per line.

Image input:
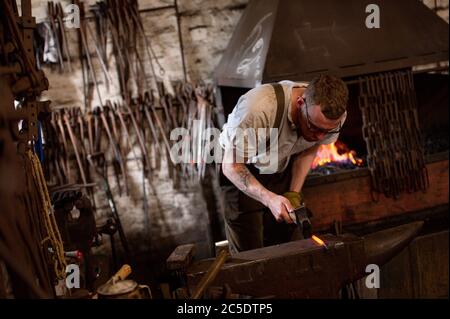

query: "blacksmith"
left=219, top=75, right=349, bottom=254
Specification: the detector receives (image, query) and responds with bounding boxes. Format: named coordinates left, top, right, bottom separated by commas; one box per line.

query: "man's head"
left=297, top=75, right=349, bottom=142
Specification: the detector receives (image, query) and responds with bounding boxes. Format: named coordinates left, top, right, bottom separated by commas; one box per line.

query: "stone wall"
left=27, top=0, right=248, bottom=107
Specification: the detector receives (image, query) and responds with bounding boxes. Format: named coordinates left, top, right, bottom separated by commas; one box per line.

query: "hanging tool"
left=94, top=105, right=127, bottom=196
left=87, top=152, right=132, bottom=267
left=55, top=2, right=72, bottom=72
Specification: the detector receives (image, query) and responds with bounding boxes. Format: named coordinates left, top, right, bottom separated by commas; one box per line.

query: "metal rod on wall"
left=174, top=0, right=188, bottom=82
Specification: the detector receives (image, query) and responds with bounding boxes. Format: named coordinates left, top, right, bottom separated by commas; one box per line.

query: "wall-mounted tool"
left=87, top=152, right=132, bottom=270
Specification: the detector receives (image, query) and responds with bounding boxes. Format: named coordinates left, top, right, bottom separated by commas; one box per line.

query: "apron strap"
left=266, top=83, right=285, bottom=151
left=271, top=83, right=285, bottom=132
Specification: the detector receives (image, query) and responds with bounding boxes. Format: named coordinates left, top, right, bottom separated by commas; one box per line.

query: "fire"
left=311, top=141, right=363, bottom=169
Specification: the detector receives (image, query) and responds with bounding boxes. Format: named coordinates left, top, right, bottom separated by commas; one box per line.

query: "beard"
left=303, top=134, right=320, bottom=142
left=300, top=126, right=319, bottom=142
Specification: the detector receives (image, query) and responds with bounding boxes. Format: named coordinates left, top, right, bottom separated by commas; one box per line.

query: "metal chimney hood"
left=214, top=0, right=449, bottom=88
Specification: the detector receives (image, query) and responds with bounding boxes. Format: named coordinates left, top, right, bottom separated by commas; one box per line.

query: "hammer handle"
left=191, top=250, right=228, bottom=299
left=110, top=264, right=132, bottom=283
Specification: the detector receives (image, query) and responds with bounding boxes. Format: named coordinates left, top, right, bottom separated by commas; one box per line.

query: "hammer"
left=290, top=205, right=313, bottom=239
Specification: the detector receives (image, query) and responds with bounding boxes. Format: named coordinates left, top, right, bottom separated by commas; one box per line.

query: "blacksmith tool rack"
left=0, top=0, right=69, bottom=298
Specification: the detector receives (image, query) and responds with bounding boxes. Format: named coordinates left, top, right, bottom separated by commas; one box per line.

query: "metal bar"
left=139, top=4, right=176, bottom=13
left=20, top=0, right=32, bottom=16
left=39, top=4, right=177, bottom=22
left=174, top=0, right=187, bottom=82
left=63, top=111, right=88, bottom=185
left=344, top=65, right=449, bottom=85
left=305, top=168, right=370, bottom=187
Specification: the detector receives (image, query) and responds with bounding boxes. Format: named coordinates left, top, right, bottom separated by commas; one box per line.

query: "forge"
left=207, top=0, right=449, bottom=298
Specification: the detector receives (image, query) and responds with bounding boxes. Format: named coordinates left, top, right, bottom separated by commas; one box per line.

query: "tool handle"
left=110, top=264, right=132, bottom=283
left=190, top=250, right=228, bottom=299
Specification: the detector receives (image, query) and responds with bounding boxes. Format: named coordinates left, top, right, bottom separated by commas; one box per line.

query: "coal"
left=310, top=159, right=366, bottom=176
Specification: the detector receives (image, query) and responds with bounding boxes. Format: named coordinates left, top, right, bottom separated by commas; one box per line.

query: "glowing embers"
left=310, top=140, right=364, bottom=175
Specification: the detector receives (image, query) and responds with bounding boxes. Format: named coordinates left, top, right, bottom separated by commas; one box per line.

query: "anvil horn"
left=363, top=221, right=424, bottom=268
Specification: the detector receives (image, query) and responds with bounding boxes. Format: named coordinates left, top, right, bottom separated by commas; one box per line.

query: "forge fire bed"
left=302, top=152, right=449, bottom=232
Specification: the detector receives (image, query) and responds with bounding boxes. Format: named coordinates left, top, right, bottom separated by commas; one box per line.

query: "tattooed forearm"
left=222, top=162, right=272, bottom=206
left=236, top=165, right=252, bottom=190
left=222, top=146, right=273, bottom=206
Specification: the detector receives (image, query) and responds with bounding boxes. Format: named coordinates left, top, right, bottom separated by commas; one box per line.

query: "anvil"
left=182, top=221, right=423, bottom=298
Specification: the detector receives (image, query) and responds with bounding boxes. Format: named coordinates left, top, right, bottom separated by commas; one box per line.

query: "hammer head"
left=291, top=205, right=312, bottom=239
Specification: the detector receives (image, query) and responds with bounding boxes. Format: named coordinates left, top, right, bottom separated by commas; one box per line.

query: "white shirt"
left=219, top=80, right=346, bottom=174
